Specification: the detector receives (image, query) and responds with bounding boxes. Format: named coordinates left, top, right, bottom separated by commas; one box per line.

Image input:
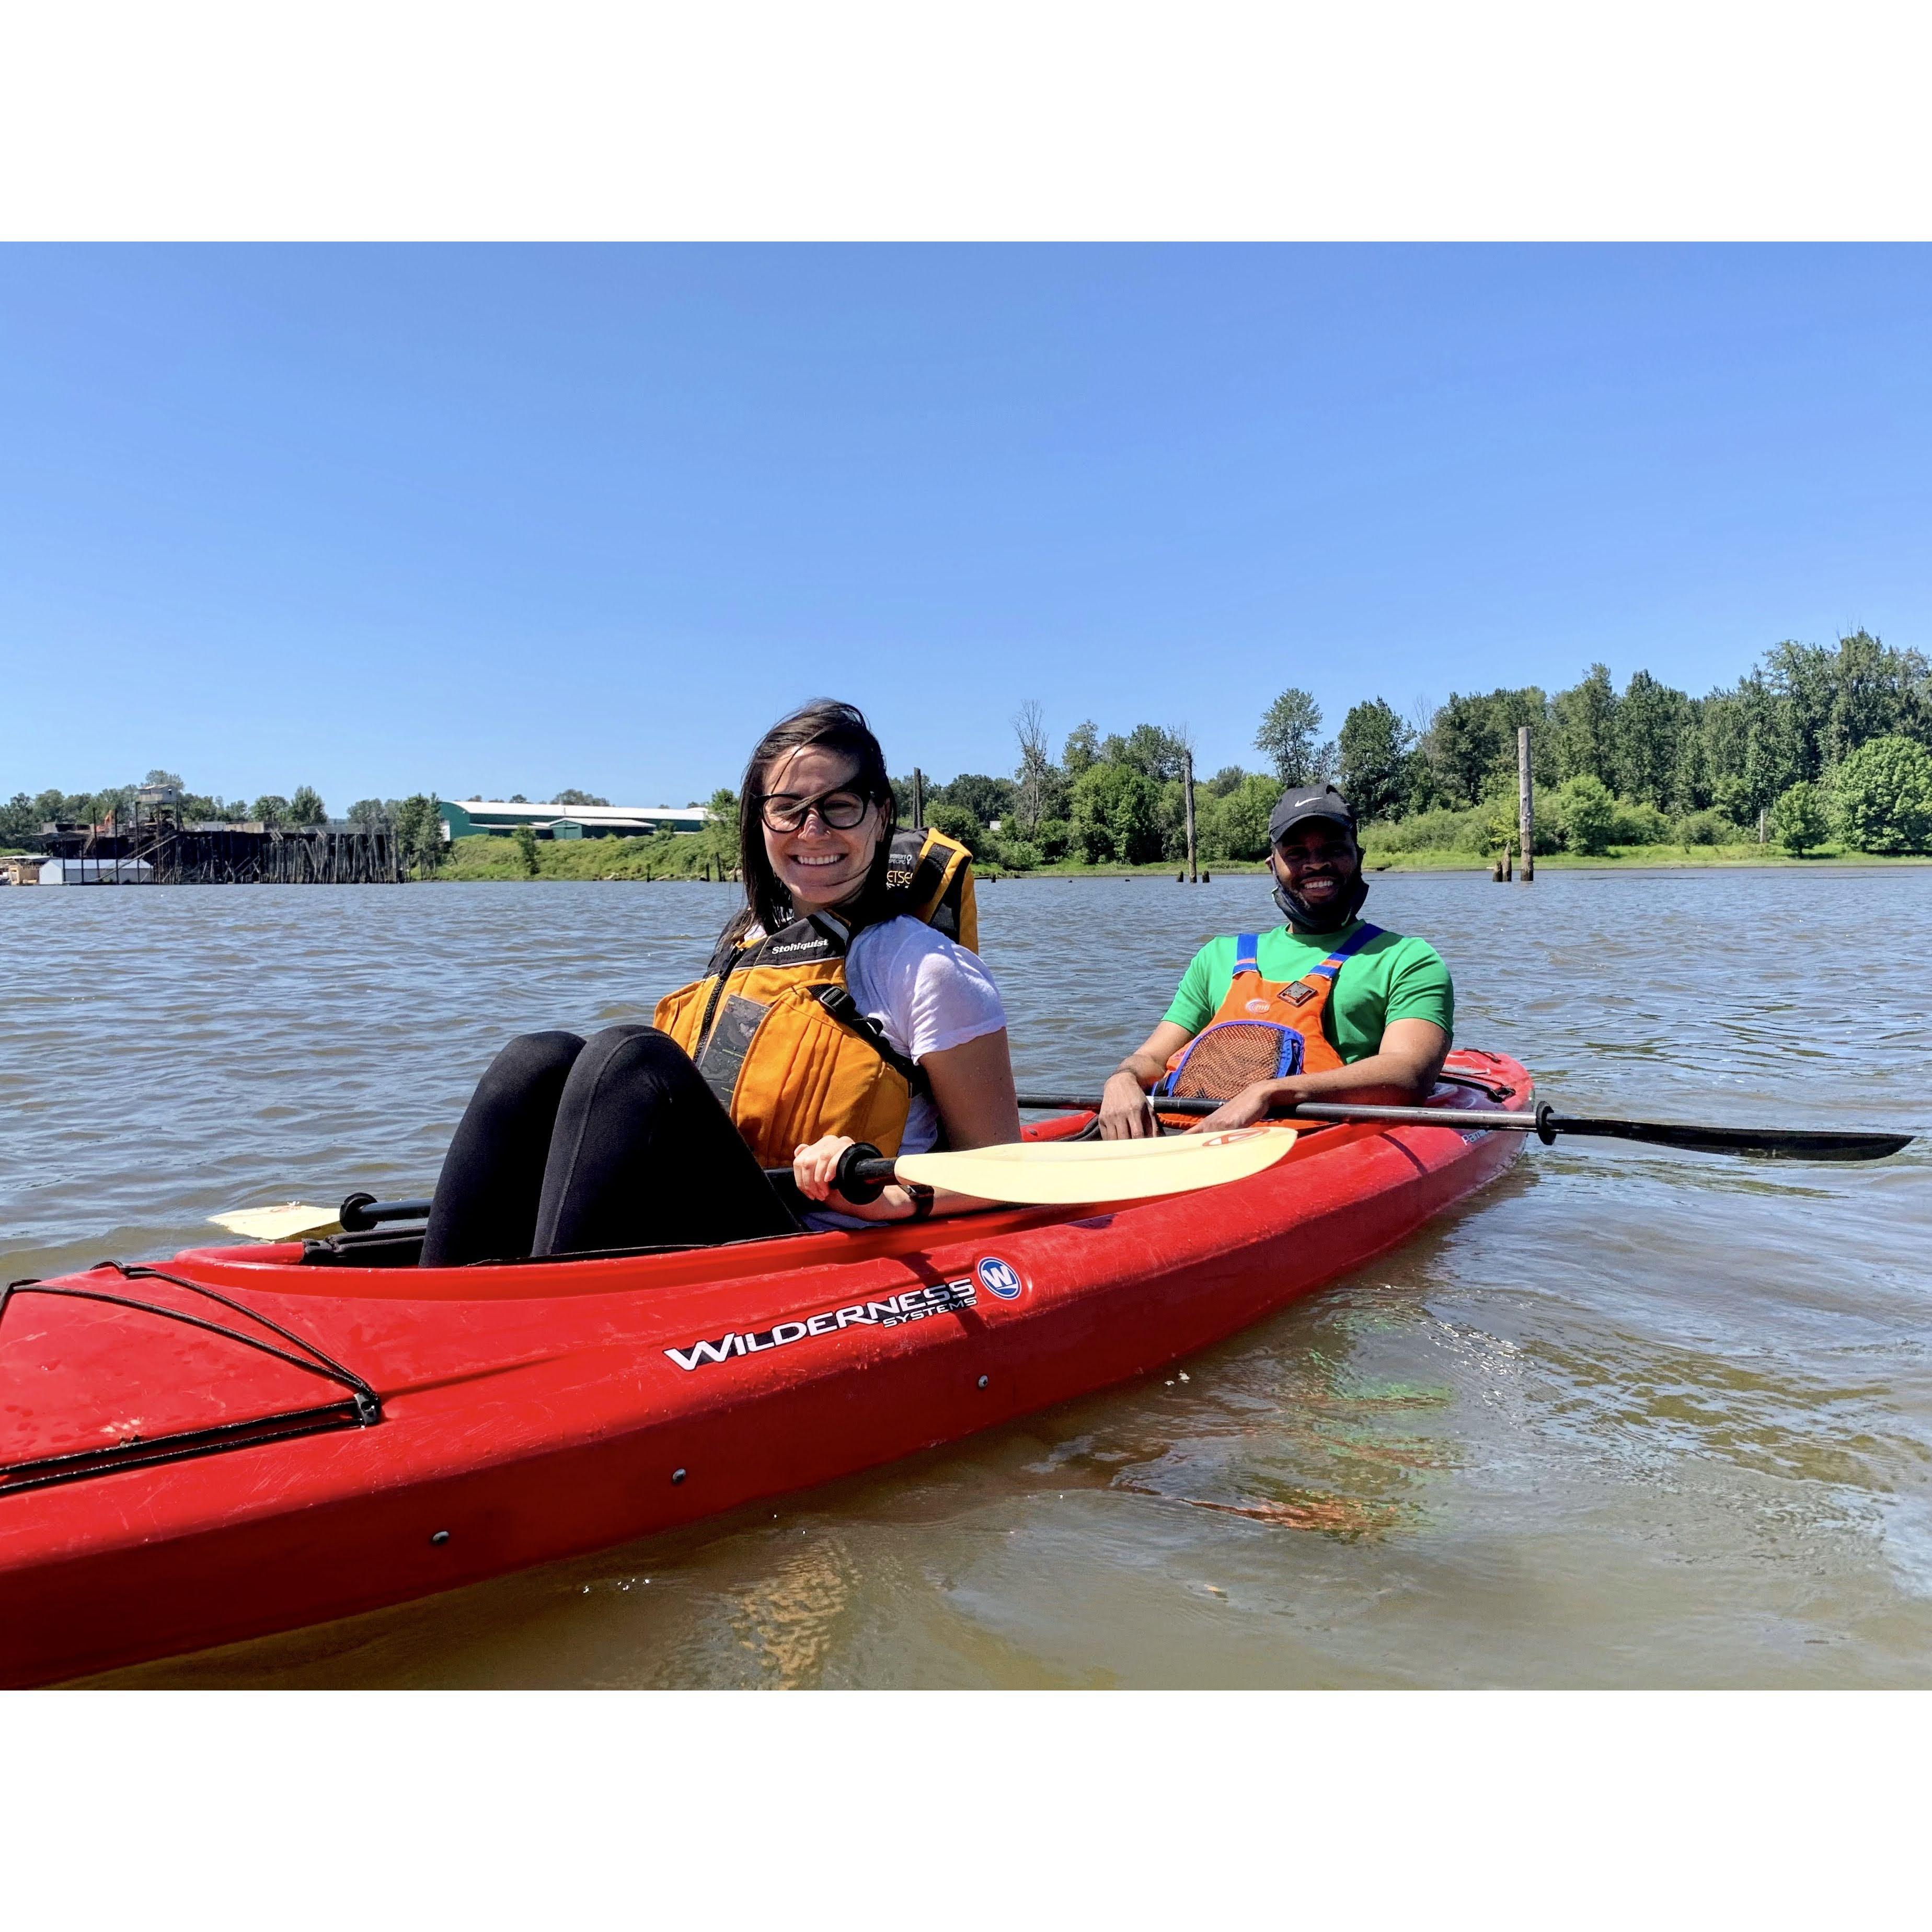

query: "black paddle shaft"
left=1014, top=1095, right=1912, bottom=1165
left=340, top=1146, right=906, bottom=1233
left=761, top=1142, right=897, bottom=1203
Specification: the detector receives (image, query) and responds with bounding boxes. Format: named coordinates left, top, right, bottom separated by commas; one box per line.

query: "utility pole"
left=1183, top=750, right=1198, bottom=883
left=912, top=768, right=925, bottom=830
left=1517, top=726, right=1535, bottom=882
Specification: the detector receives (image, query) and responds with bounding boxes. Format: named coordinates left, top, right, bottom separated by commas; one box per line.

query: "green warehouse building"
left=438, top=800, right=711, bottom=842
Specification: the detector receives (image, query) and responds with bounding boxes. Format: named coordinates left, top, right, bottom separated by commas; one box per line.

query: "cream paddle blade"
left=895, top=1125, right=1298, bottom=1205
left=210, top=1202, right=343, bottom=1241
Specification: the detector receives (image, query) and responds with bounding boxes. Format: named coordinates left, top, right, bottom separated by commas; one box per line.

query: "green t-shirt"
left=1161, top=919, right=1454, bottom=1062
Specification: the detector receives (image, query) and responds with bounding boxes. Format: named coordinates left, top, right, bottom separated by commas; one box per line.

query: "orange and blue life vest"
left=1154, top=925, right=1384, bottom=1109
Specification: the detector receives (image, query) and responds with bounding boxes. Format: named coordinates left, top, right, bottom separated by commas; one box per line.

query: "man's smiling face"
left=1267, top=819, right=1360, bottom=913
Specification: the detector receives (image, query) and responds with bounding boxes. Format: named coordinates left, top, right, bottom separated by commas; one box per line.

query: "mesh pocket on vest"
left=1163, top=1020, right=1306, bottom=1101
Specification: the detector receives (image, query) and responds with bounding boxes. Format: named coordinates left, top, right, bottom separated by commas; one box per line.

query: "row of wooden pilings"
left=1493, top=725, right=1536, bottom=883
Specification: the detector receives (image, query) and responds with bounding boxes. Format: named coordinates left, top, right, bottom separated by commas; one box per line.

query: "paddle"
left=210, top=1129, right=1306, bottom=1240
left=1016, top=1093, right=1914, bottom=1164
left=856, top=1126, right=1299, bottom=1204
left=214, top=1084, right=1908, bottom=1243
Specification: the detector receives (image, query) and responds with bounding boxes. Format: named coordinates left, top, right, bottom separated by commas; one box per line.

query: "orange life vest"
left=652, top=827, right=976, bottom=1167
left=1154, top=926, right=1382, bottom=1117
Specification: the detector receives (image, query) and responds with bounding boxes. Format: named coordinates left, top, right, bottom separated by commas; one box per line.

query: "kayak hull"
left=0, top=1054, right=1530, bottom=1685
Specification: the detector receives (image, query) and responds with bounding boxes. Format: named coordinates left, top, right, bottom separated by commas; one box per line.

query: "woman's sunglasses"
left=760, top=788, right=874, bottom=833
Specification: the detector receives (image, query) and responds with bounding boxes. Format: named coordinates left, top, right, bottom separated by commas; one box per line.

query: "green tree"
left=1710, top=775, right=1753, bottom=826
left=346, top=798, right=392, bottom=829
left=1671, top=712, right=1712, bottom=812
left=1551, top=774, right=1616, bottom=855
left=1103, top=723, right=1190, bottom=782
left=1742, top=699, right=1803, bottom=816
left=251, top=794, right=291, bottom=826
left=1832, top=735, right=1932, bottom=853
left=924, top=801, right=981, bottom=849
left=1070, top=763, right=1162, bottom=864
left=1198, top=773, right=1279, bottom=861
left=0, top=791, right=34, bottom=842
left=1033, top=818, right=1071, bottom=860
left=550, top=788, right=609, bottom=806
left=288, top=785, right=327, bottom=826
left=1061, top=721, right=1100, bottom=780
left=1421, top=692, right=1494, bottom=808
left=1611, top=671, right=1690, bottom=807
left=393, top=794, right=444, bottom=876
left=512, top=823, right=542, bottom=876
left=143, top=768, right=186, bottom=790
left=1770, top=780, right=1830, bottom=855
left=1254, top=688, right=1322, bottom=785
left=1762, top=640, right=1835, bottom=782
left=933, top=773, right=1016, bottom=827
left=1550, top=664, right=1617, bottom=786
left=1336, top=698, right=1411, bottom=822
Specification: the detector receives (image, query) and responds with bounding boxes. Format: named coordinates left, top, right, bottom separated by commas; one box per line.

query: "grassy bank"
left=438, top=832, right=733, bottom=881
left=432, top=831, right=1932, bottom=883
left=1358, top=841, right=1932, bottom=871
left=1009, top=843, right=1932, bottom=876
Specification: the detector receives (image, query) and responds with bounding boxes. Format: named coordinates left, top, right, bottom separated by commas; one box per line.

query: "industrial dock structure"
left=11, top=785, right=402, bottom=884
left=4, top=788, right=707, bottom=884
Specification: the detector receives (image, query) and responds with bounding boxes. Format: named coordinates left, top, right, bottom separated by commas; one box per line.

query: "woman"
left=421, top=700, right=1019, bottom=1264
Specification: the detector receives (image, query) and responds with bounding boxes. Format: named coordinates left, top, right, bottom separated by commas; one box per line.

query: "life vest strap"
left=809, top=984, right=931, bottom=1096
left=1233, top=934, right=1260, bottom=976
left=1306, top=921, right=1383, bottom=983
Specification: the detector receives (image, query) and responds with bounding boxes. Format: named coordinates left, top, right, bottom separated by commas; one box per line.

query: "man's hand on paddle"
left=1102, top=1017, right=1454, bottom=1138
left=1099, top=1023, right=1195, bottom=1139
left=1185, top=1019, right=1453, bottom=1132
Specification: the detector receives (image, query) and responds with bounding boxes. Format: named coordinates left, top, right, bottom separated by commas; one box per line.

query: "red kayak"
left=0, top=1050, right=1530, bottom=1685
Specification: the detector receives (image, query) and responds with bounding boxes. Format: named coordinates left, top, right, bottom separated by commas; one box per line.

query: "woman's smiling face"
left=759, top=744, right=887, bottom=915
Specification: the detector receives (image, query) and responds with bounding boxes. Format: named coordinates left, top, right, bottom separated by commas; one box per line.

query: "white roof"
left=452, top=800, right=708, bottom=823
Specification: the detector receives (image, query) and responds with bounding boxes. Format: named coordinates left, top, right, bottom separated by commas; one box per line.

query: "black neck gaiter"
left=1271, top=871, right=1370, bottom=935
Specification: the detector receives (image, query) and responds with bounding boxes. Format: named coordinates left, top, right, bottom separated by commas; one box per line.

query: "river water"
left=6, top=869, right=1929, bottom=1687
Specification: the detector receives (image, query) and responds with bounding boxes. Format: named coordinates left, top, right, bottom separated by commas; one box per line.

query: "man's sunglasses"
left=760, top=788, right=875, bottom=833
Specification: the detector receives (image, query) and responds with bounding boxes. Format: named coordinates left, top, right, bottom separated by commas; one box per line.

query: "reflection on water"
left=6, top=867, right=1930, bottom=1687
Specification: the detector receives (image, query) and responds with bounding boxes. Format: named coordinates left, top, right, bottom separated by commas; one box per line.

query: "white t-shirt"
left=741, top=914, right=1003, bottom=1232
left=841, top=916, right=1007, bottom=1155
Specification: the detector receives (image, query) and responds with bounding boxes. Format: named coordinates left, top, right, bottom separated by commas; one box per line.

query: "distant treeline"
left=13, top=632, right=1932, bottom=873
left=908, top=631, right=1932, bottom=864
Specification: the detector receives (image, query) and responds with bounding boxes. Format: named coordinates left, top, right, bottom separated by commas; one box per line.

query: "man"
left=1098, top=782, right=1453, bottom=1138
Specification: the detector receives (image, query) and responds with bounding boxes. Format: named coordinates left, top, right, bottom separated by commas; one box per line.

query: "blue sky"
left=3, top=245, right=1928, bottom=809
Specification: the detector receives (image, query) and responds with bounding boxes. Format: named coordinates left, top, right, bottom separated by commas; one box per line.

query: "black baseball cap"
left=1267, top=783, right=1357, bottom=846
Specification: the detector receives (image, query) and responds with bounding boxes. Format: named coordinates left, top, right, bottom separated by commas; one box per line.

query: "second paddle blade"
left=896, top=1125, right=1300, bottom=1205
left=209, top=1202, right=342, bottom=1241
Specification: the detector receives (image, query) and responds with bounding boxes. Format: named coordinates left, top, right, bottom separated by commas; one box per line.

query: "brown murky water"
left=6, top=869, right=1929, bottom=1687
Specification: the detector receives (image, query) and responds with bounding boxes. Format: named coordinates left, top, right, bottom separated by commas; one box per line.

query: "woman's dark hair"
left=733, top=699, right=898, bottom=937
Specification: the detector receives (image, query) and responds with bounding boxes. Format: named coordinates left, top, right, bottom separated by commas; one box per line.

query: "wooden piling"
left=912, top=768, right=925, bottom=831
left=1183, top=750, right=1198, bottom=883
left=1517, top=726, right=1535, bottom=882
